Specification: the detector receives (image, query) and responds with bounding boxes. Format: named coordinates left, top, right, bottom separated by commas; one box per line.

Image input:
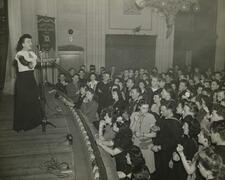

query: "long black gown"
left=13, top=51, right=42, bottom=131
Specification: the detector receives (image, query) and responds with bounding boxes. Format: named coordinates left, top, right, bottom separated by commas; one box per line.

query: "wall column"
left=3, top=0, right=22, bottom=94
left=215, top=0, right=225, bottom=71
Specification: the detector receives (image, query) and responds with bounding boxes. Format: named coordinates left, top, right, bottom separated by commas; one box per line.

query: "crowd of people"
left=55, top=64, right=225, bottom=180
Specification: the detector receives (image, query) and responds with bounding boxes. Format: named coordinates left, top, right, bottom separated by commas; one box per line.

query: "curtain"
left=3, top=0, right=22, bottom=94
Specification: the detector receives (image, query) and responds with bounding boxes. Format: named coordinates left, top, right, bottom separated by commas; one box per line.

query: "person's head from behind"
left=183, top=101, right=198, bottom=118
left=210, top=120, right=225, bottom=145
left=160, top=100, right=176, bottom=118
left=182, top=118, right=200, bottom=138
left=16, top=34, right=32, bottom=52
left=197, top=147, right=225, bottom=180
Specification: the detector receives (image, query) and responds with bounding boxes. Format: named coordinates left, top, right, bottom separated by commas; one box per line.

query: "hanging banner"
left=37, top=15, right=56, bottom=57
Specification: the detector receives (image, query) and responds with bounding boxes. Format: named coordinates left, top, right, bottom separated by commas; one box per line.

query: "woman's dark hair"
left=161, top=100, right=177, bottom=115
left=113, top=126, right=133, bottom=150
left=100, top=107, right=115, bottom=121
left=183, top=117, right=200, bottom=139
left=210, top=121, right=225, bottom=141
left=112, top=88, right=123, bottom=101
left=184, top=101, right=199, bottom=116
left=16, top=34, right=32, bottom=52
left=128, top=145, right=145, bottom=168
left=197, top=147, right=225, bottom=180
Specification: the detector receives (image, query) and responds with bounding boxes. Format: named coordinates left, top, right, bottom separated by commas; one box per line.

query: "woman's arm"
left=98, top=120, right=105, bottom=140
left=177, top=144, right=196, bottom=175
left=98, top=142, right=122, bottom=156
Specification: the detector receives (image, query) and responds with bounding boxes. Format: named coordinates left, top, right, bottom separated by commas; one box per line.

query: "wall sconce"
left=68, top=29, right=74, bottom=42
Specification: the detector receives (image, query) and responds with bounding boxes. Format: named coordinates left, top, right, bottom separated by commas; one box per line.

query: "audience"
left=55, top=64, right=225, bottom=180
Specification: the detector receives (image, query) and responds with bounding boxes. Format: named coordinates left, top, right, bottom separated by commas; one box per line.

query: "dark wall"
left=173, top=0, right=218, bottom=71
left=105, top=34, right=156, bottom=73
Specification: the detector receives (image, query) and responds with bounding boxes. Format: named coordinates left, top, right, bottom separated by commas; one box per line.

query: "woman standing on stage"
left=13, top=34, right=42, bottom=132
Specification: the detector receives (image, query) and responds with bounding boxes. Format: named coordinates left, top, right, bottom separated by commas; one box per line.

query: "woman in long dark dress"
left=13, top=34, right=42, bottom=132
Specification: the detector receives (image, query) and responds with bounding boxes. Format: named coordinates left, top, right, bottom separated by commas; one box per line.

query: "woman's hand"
left=173, top=152, right=180, bottom=161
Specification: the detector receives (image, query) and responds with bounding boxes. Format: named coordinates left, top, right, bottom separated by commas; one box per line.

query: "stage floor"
left=0, top=94, right=92, bottom=180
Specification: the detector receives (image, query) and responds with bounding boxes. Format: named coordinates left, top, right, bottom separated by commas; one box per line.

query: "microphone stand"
left=38, top=50, right=56, bottom=132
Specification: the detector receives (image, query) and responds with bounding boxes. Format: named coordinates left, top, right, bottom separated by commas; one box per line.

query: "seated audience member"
left=126, top=87, right=142, bottom=115
left=178, top=79, right=189, bottom=101
left=112, top=88, right=125, bottom=117
left=68, top=67, right=76, bottom=77
left=98, top=107, right=116, bottom=142
left=130, top=100, right=156, bottom=174
left=55, top=73, right=68, bottom=94
left=216, top=90, right=225, bottom=105
left=87, top=73, right=98, bottom=91
left=210, top=121, right=225, bottom=164
left=197, top=147, right=225, bottom=180
left=150, top=93, right=162, bottom=116
left=78, top=69, right=87, bottom=87
left=125, top=78, right=135, bottom=104
left=80, top=88, right=98, bottom=124
left=95, top=72, right=112, bottom=115
left=97, top=120, right=133, bottom=179
left=138, top=80, right=150, bottom=104
left=66, top=73, right=80, bottom=103
left=161, top=86, right=176, bottom=103
left=75, top=85, right=87, bottom=109
left=148, top=76, right=161, bottom=106
left=128, top=145, right=151, bottom=180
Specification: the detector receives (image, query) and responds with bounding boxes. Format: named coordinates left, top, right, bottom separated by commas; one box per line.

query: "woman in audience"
left=129, top=145, right=151, bottom=180
left=97, top=119, right=133, bottom=179
left=87, top=73, right=98, bottom=91
left=197, top=147, right=225, bottom=180
left=130, top=100, right=156, bottom=174
left=176, top=128, right=211, bottom=180
left=98, top=107, right=116, bottom=142
left=112, top=88, right=125, bottom=116
left=171, top=116, right=200, bottom=180
left=150, top=93, right=161, bottom=116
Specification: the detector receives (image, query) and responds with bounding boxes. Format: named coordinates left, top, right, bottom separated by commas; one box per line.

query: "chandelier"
left=135, top=0, right=200, bottom=38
